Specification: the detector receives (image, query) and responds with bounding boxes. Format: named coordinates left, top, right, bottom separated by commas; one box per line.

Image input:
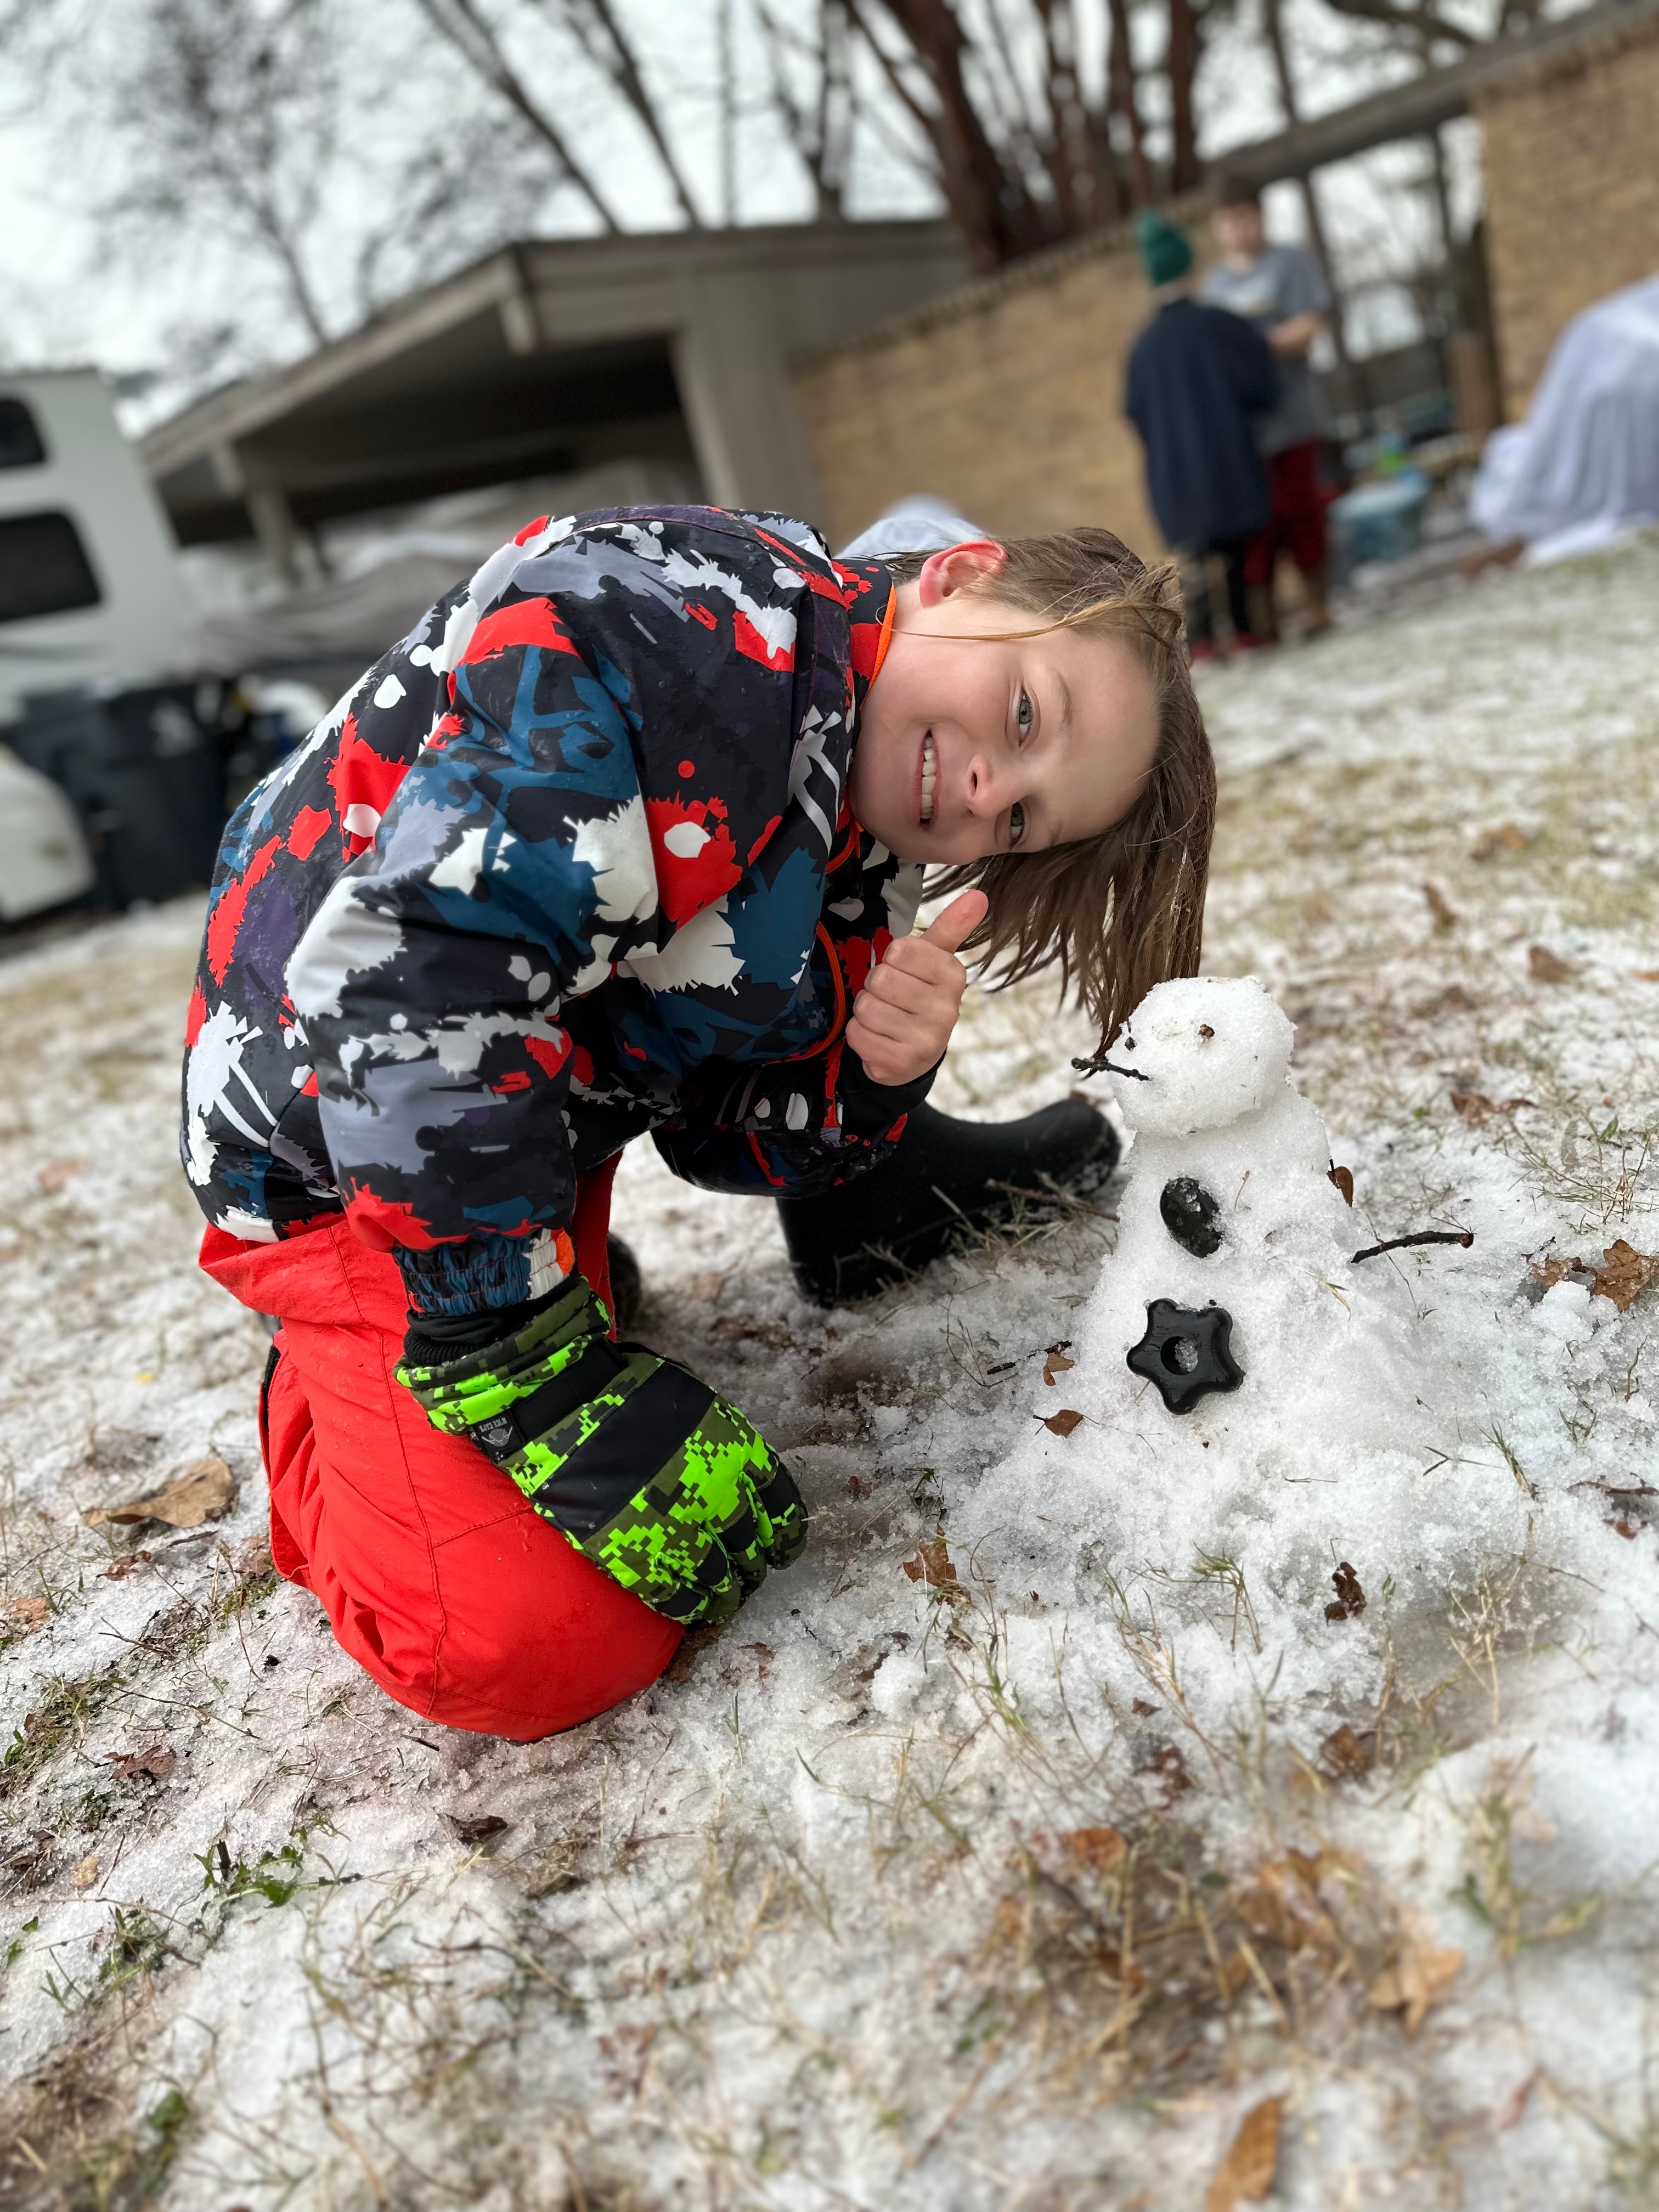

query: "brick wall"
left=790, top=219, right=1173, bottom=557
left=1477, top=13, right=1659, bottom=414
left=793, top=8, right=1658, bottom=544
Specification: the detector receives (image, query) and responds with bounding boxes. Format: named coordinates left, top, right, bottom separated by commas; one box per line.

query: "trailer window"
left=0, top=399, right=47, bottom=469
left=0, top=511, right=101, bottom=622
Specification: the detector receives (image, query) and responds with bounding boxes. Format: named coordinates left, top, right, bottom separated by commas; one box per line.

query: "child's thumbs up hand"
left=845, top=889, right=990, bottom=1090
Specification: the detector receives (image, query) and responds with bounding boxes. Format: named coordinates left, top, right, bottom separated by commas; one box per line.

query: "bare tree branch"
left=1316, top=0, right=1481, bottom=49
left=534, top=0, right=707, bottom=227
left=93, top=0, right=343, bottom=348
left=1261, top=0, right=1356, bottom=368
left=413, top=0, right=627, bottom=232
left=757, top=0, right=854, bottom=222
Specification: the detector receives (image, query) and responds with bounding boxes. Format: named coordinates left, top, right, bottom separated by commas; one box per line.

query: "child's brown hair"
left=884, top=526, right=1214, bottom=1047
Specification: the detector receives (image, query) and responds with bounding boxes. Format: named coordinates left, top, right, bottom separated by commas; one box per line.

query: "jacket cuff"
left=836, top=1045, right=940, bottom=1136
left=392, top=1226, right=575, bottom=1321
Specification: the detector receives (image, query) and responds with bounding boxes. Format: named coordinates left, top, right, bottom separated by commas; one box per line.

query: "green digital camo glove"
left=397, top=1277, right=807, bottom=1626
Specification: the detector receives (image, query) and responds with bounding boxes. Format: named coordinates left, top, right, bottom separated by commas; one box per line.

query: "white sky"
left=0, top=0, right=1570, bottom=412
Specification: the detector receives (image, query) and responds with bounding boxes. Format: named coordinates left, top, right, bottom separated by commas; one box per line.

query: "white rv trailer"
left=0, top=369, right=193, bottom=920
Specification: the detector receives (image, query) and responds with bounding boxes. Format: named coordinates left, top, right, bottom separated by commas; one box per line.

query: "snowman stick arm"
left=1351, top=1229, right=1474, bottom=1265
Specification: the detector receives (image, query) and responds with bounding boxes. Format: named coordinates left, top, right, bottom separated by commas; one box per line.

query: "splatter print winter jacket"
left=181, top=506, right=924, bottom=1320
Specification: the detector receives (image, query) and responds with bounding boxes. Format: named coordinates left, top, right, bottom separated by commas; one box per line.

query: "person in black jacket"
left=1124, top=213, right=1279, bottom=654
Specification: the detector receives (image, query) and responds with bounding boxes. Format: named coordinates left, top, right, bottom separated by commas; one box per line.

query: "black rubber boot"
left=777, top=1098, right=1119, bottom=1307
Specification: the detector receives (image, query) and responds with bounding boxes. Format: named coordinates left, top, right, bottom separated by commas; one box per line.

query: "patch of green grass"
left=196, top=1833, right=307, bottom=1908
left=0, top=1667, right=124, bottom=1804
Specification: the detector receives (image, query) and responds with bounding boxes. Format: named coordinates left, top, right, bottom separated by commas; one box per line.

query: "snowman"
left=961, top=974, right=1515, bottom=1721
left=1044, top=976, right=1446, bottom=1485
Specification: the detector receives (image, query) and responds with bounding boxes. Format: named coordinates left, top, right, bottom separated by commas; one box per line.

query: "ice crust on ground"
left=2, top=538, right=1659, bottom=2210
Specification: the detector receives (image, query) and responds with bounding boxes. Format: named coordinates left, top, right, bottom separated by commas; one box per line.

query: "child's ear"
left=916, top=540, right=1008, bottom=607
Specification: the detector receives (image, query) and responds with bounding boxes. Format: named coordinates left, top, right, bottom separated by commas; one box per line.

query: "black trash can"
left=12, top=680, right=229, bottom=908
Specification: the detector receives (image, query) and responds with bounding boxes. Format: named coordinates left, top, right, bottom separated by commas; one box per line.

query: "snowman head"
left=1105, top=976, right=1295, bottom=1135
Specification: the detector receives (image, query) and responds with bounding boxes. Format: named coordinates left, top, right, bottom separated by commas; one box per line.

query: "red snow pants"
left=200, top=1158, right=682, bottom=1741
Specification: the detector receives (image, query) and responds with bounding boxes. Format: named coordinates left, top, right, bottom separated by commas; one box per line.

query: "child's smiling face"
left=850, top=543, right=1161, bottom=867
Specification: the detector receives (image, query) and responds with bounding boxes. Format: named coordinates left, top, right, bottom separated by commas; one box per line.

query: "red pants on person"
left=1243, top=439, right=1329, bottom=585
left=200, top=1158, right=682, bottom=1742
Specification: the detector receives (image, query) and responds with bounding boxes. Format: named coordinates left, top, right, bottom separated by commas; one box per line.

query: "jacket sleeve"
left=1124, top=335, right=1148, bottom=437
left=1219, top=309, right=1280, bottom=415
left=286, top=599, right=676, bottom=1318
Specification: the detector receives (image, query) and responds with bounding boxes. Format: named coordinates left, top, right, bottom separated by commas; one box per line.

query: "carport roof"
left=140, top=219, right=961, bottom=524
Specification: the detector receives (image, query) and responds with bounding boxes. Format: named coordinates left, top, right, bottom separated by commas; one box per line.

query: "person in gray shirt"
left=1200, top=175, right=1335, bottom=638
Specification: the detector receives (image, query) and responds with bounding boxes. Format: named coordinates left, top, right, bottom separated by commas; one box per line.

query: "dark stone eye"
left=1160, top=1176, right=1222, bottom=1257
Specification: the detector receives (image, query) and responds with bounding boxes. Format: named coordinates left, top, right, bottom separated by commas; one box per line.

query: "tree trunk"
left=845, top=0, right=1039, bottom=269
left=1166, top=0, right=1201, bottom=194
left=1107, top=0, right=1152, bottom=208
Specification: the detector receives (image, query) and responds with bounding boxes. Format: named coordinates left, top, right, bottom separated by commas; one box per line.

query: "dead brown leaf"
left=1590, top=1239, right=1659, bottom=1313
left=1040, top=1408, right=1085, bottom=1437
left=1635, top=969, right=1659, bottom=984
left=902, top=1537, right=957, bottom=1587
left=1235, top=1853, right=1342, bottom=1956
left=1136, top=1743, right=1193, bottom=1805
left=440, top=1813, right=509, bottom=1844
left=1325, top=1562, right=1366, bottom=1621
left=37, top=1158, right=88, bottom=1194
left=664, top=1621, right=726, bottom=1683
left=709, top=1310, right=797, bottom=1350
left=1367, top=1915, right=1464, bottom=2036
left=1422, top=883, right=1457, bottom=932
left=1206, top=2096, right=1283, bottom=2211
left=1527, top=944, right=1573, bottom=984
left=1452, top=1092, right=1534, bottom=1126
left=1494, top=2068, right=1540, bottom=2130
left=1530, top=1252, right=1588, bottom=1290
left=1471, top=821, right=1530, bottom=860
left=1041, top=1349, right=1075, bottom=1386
left=234, top=1536, right=274, bottom=1578
left=1414, top=983, right=1479, bottom=1018
left=1048, top=1825, right=1129, bottom=1875
left=107, top=1743, right=177, bottom=1783
left=5, top=1595, right=51, bottom=1634
left=1086, top=1939, right=1150, bottom=1990
left=102, top=1551, right=153, bottom=1581
left=1321, top=1723, right=1374, bottom=1778
left=83, top=1456, right=236, bottom=1530
left=1328, top=1164, right=1354, bottom=1205
left=71, top=1853, right=100, bottom=1890
left=1457, top=538, right=1525, bottom=579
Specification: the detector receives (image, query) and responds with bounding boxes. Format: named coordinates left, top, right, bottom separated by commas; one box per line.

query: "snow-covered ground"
left=3, top=539, right=1658, bottom=2210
